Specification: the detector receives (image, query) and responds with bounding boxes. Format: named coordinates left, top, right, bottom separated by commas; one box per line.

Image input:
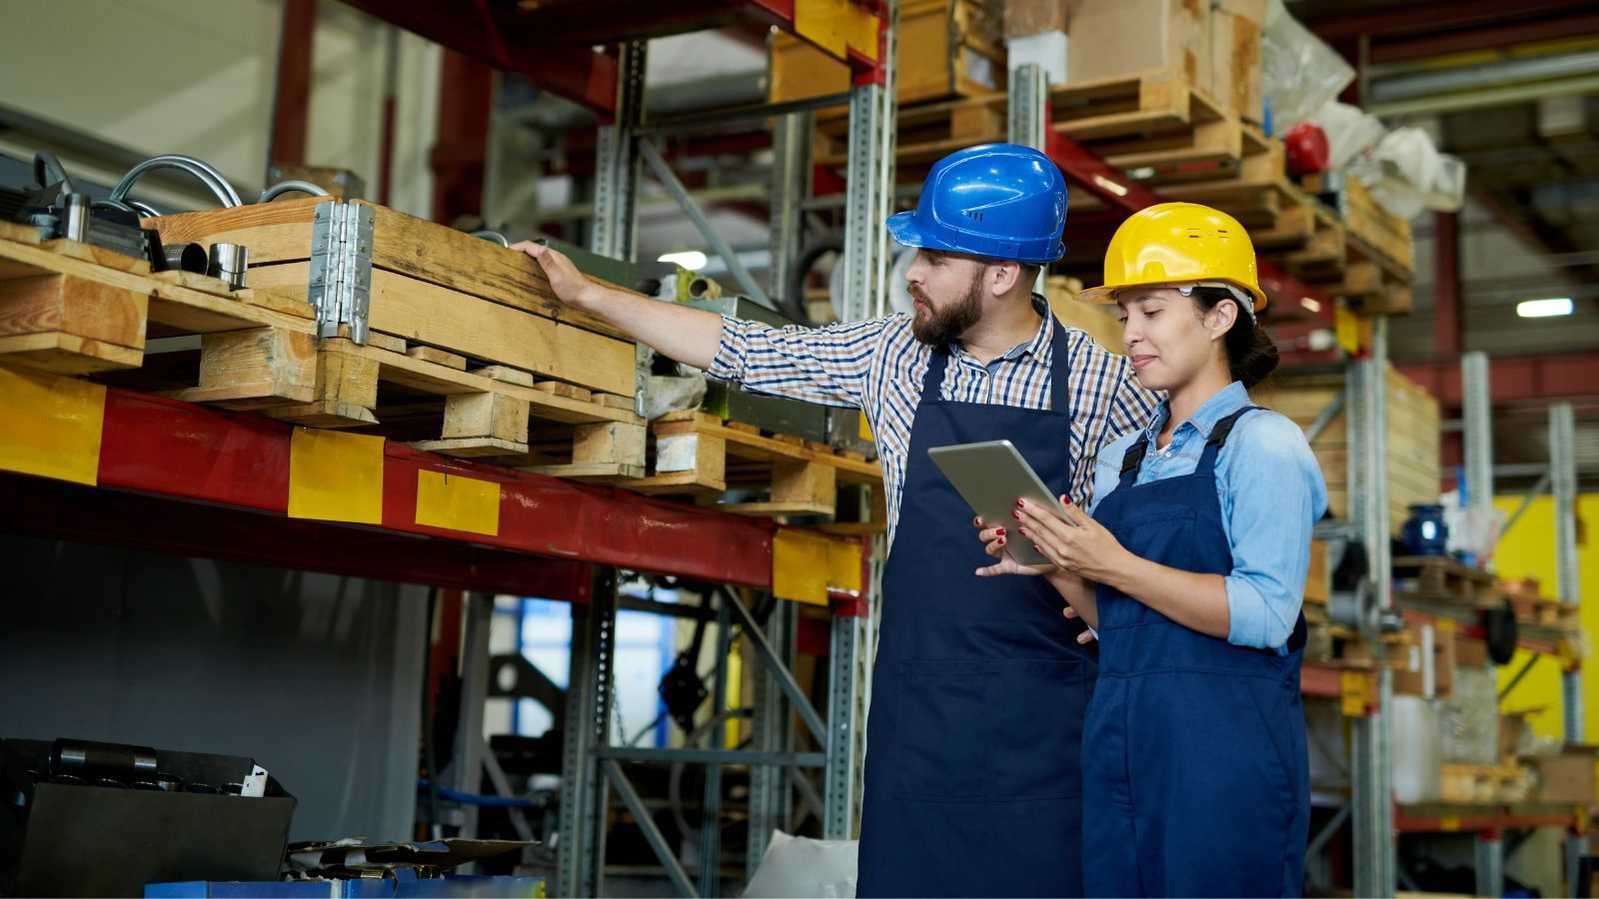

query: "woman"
left=974, top=202, right=1326, bottom=897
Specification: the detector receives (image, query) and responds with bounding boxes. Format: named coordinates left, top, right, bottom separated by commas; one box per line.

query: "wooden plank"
left=42, top=239, right=151, bottom=275
left=360, top=203, right=629, bottom=341
left=0, top=332, right=144, bottom=374
left=249, top=261, right=636, bottom=397
left=141, top=197, right=326, bottom=262
left=536, top=381, right=594, bottom=402
left=407, top=344, right=467, bottom=369
left=521, top=461, right=648, bottom=481
left=411, top=436, right=529, bottom=458
left=0, top=273, right=147, bottom=351
left=170, top=327, right=319, bottom=407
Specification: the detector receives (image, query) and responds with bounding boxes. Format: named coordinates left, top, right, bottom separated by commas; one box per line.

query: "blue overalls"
left=858, top=317, right=1097, bottom=898
left=1083, top=406, right=1309, bottom=898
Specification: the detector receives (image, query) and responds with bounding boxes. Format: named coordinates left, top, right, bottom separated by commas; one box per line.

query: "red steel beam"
left=1370, top=10, right=1599, bottom=65
left=269, top=0, right=316, bottom=168
left=1397, top=350, right=1599, bottom=406
left=431, top=50, right=495, bottom=223
left=1307, top=0, right=1593, bottom=41
left=1434, top=212, right=1463, bottom=357
left=82, top=388, right=779, bottom=589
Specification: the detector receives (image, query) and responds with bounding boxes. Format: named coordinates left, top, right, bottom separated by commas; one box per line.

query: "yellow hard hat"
left=1077, top=202, right=1268, bottom=312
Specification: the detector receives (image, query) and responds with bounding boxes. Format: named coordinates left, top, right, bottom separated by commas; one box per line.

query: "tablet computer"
left=927, top=439, right=1074, bottom=566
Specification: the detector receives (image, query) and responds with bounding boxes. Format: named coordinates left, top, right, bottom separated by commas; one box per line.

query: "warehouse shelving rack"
left=1386, top=353, right=1588, bottom=897
left=0, top=3, right=903, bottom=899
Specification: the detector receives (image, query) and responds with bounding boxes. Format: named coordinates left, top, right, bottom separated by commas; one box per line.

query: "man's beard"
left=910, top=271, right=985, bottom=346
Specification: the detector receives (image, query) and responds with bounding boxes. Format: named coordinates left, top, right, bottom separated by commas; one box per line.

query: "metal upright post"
left=1475, top=831, right=1506, bottom=897
left=1551, top=400, right=1587, bottom=894
left=699, top=600, right=733, bottom=897
left=556, top=568, right=619, bottom=898
left=1462, top=352, right=1494, bottom=541
left=838, top=2, right=898, bottom=324
left=447, top=593, right=493, bottom=842
left=590, top=41, right=650, bottom=415
left=825, top=551, right=881, bottom=839
left=1552, top=401, right=1582, bottom=739
left=1007, top=63, right=1048, bottom=151
left=768, top=111, right=812, bottom=314
left=747, top=600, right=795, bottom=880
left=1349, top=318, right=1395, bottom=896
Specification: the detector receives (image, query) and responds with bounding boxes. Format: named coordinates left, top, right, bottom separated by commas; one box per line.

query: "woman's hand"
left=1013, top=497, right=1133, bottom=586
left=971, top=515, right=1055, bottom=578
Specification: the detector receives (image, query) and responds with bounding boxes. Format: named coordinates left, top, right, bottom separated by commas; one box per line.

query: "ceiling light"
left=1300, top=297, right=1321, bottom=313
left=658, top=250, right=708, bottom=271
left=1091, top=174, right=1128, bottom=197
left=1517, top=297, right=1573, bottom=318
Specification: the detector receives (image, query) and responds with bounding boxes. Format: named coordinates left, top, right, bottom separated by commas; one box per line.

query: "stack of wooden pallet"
left=1260, top=365, right=1441, bottom=532
left=0, top=201, right=887, bottom=527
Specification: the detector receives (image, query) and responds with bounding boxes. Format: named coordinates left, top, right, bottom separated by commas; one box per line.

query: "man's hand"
left=513, top=240, right=601, bottom=312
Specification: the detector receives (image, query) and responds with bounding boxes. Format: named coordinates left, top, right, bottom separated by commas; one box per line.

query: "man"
left=519, top=143, right=1157, bottom=897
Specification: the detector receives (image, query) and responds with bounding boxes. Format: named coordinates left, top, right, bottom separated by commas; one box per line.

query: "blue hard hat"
left=887, top=143, right=1067, bottom=264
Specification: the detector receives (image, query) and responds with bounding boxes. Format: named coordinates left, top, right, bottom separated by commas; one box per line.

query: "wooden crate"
left=1260, top=364, right=1441, bottom=533
left=1303, top=172, right=1415, bottom=274
left=1440, top=762, right=1533, bottom=804
left=770, top=0, right=1004, bottom=106
left=626, top=411, right=885, bottom=522
left=144, top=196, right=638, bottom=400
left=1393, top=556, right=1499, bottom=605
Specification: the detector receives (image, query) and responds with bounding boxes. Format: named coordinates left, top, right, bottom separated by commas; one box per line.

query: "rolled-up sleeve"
left=706, top=314, right=892, bottom=409
left=1220, top=413, right=1330, bottom=651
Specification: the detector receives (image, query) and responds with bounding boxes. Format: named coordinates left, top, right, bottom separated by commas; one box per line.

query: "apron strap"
left=1117, top=437, right=1150, bottom=490
left=1196, top=405, right=1263, bottom=475
left=919, top=345, right=951, bottom=404
left=1046, top=315, right=1073, bottom=419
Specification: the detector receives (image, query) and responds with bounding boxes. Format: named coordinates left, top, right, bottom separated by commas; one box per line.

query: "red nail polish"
left=998, top=537, right=1006, bottom=546
left=997, top=528, right=1006, bottom=536
left=1011, top=510, right=1021, bottom=520
left=1015, top=499, right=1025, bottom=508
left=1018, top=527, right=1028, bottom=537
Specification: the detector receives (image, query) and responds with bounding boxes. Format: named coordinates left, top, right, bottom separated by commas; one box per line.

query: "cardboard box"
left=1209, top=0, right=1267, bottom=120
left=1455, top=636, right=1489, bottom=669
left=1004, top=0, right=1079, bottom=37
left=1393, top=619, right=1454, bottom=698
left=1068, top=0, right=1209, bottom=90
left=1528, top=747, right=1598, bottom=804
left=770, top=0, right=1005, bottom=105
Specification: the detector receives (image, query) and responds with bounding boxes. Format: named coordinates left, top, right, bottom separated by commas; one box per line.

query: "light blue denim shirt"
left=1085, top=381, right=1329, bottom=653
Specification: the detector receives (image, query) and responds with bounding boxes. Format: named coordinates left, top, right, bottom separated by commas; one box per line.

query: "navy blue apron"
left=858, top=318, right=1097, bottom=898
left=1083, top=406, right=1309, bottom=898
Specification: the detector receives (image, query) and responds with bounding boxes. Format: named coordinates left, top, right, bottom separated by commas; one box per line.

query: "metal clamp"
left=308, top=201, right=375, bottom=343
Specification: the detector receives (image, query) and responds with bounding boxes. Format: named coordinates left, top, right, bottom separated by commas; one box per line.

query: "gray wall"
left=0, top=535, right=426, bottom=842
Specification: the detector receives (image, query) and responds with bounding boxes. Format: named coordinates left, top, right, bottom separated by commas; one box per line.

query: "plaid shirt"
left=707, top=297, right=1160, bottom=549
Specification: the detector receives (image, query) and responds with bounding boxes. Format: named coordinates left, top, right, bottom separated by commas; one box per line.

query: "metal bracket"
left=308, top=201, right=375, bottom=344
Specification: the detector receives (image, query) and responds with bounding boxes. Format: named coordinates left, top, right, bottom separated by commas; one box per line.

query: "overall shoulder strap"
left=919, top=344, right=950, bottom=404
left=1117, top=436, right=1150, bottom=490
left=1197, top=405, right=1263, bottom=474
left=1046, top=316, right=1073, bottom=420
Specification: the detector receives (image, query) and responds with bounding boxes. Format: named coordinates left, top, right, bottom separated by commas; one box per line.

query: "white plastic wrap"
left=1309, top=102, right=1385, bottom=172
left=1440, top=667, right=1502, bottom=765
left=743, top=830, right=859, bottom=899
left=1262, top=0, right=1355, bottom=133
left=641, top=373, right=707, bottom=421
left=1391, top=695, right=1442, bottom=803
left=1353, top=127, right=1468, bottom=218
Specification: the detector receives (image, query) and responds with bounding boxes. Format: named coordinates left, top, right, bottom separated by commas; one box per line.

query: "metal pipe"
left=60, top=192, right=90, bottom=242
left=259, top=179, right=330, bottom=202
left=1371, top=51, right=1599, bottom=104
left=162, top=242, right=209, bottom=274
left=206, top=243, right=249, bottom=290
left=637, top=137, right=774, bottom=310
left=127, top=200, right=162, bottom=219
left=110, top=155, right=243, bottom=208
left=470, top=229, right=510, bottom=247
left=1367, top=73, right=1599, bottom=118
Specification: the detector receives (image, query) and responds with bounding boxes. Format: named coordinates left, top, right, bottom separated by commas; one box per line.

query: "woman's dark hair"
left=1192, top=286, right=1279, bottom=388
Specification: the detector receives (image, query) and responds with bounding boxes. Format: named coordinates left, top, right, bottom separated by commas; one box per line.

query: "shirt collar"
left=1140, top=380, right=1250, bottom=445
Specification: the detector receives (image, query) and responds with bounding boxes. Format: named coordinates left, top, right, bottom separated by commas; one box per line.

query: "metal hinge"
left=308, top=200, right=375, bottom=344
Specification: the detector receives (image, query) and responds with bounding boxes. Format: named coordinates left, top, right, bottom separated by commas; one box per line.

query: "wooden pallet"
left=144, top=196, right=638, bottom=398
left=624, top=411, right=885, bottom=521
left=0, top=223, right=650, bottom=483
left=1439, top=763, right=1532, bottom=805
left=1301, top=172, right=1414, bottom=274
left=816, top=70, right=1261, bottom=187
left=1393, top=556, right=1500, bottom=605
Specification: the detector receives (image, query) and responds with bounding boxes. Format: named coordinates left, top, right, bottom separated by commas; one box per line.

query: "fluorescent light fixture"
left=658, top=250, right=708, bottom=271
left=1300, top=297, right=1322, bottom=313
left=1517, top=297, right=1573, bottom=318
left=1091, top=174, right=1129, bottom=197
